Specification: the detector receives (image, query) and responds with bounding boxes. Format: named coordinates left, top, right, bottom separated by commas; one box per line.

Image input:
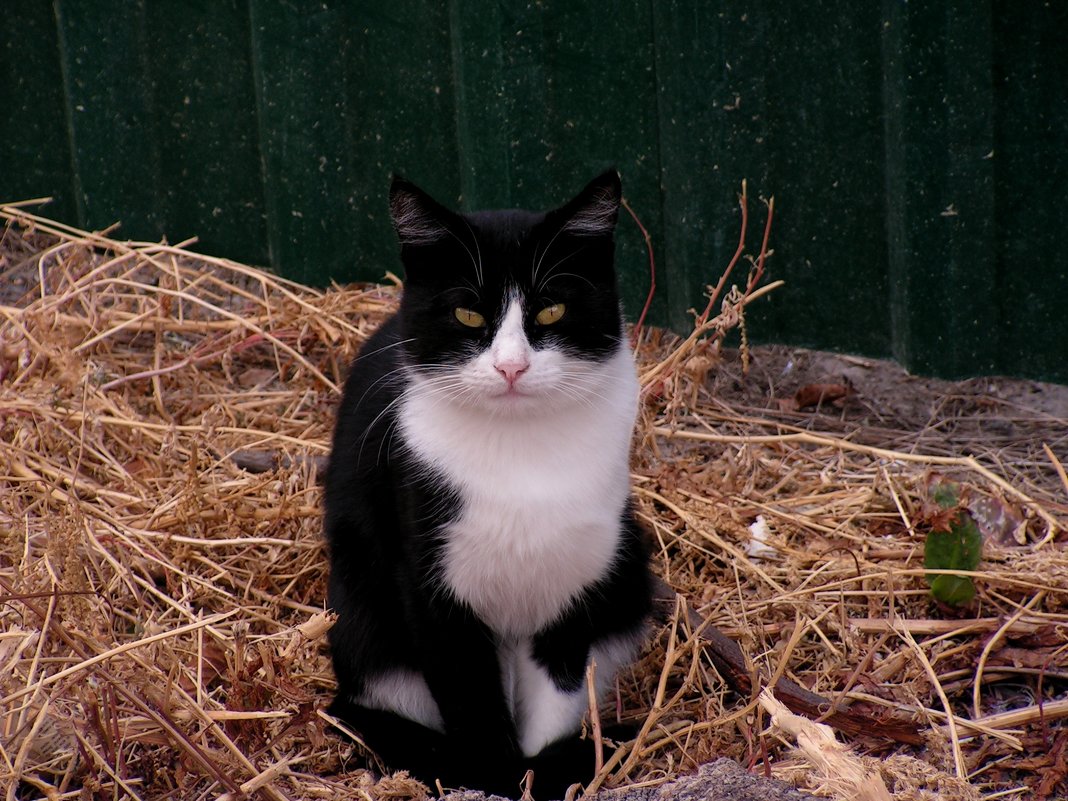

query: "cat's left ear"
left=389, top=177, right=452, bottom=246
left=556, top=169, right=622, bottom=238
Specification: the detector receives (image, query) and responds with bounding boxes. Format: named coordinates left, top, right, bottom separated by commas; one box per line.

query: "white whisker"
left=461, top=219, right=484, bottom=287
left=445, top=224, right=483, bottom=287
left=538, top=270, right=596, bottom=292
left=531, top=223, right=568, bottom=288
left=535, top=250, right=589, bottom=293
left=356, top=393, right=407, bottom=465
left=352, top=336, right=417, bottom=363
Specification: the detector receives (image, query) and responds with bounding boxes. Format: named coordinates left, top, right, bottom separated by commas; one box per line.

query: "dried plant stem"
left=587, top=600, right=684, bottom=794
left=697, top=182, right=750, bottom=326
left=2, top=612, right=237, bottom=705
left=634, top=486, right=786, bottom=594
left=621, top=198, right=656, bottom=348
left=847, top=617, right=1049, bottom=636
left=1043, top=443, right=1068, bottom=497
left=971, top=697, right=1068, bottom=731
left=652, top=426, right=1062, bottom=537
left=586, top=660, right=604, bottom=776
left=896, top=624, right=967, bottom=779
left=972, top=592, right=1045, bottom=719
left=216, top=756, right=297, bottom=801
left=3, top=201, right=1063, bottom=799
left=638, top=181, right=778, bottom=394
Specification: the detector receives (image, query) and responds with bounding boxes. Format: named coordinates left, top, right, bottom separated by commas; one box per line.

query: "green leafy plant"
left=924, top=480, right=983, bottom=605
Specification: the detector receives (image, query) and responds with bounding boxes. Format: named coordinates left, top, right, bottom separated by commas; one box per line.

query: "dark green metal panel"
left=652, top=4, right=773, bottom=335
left=760, top=3, right=892, bottom=358
left=882, top=2, right=998, bottom=379
left=145, top=0, right=267, bottom=260
left=248, top=1, right=463, bottom=285
left=0, top=4, right=77, bottom=223
left=448, top=0, right=665, bottom=320
left=448, top=0, right=512, bottom=209
left=53, top=0, right=165, bottom=235
left=991, top=0, right=1068, bottom=383
left=342, top=3, right=463, bottom=282
left=249, top=1, right=359, bottom=285
left=3, top=1, right=1066, bottom=383
left=2, top=1, right=267, bottom=259
left=653, top=4, right=894, bottom=352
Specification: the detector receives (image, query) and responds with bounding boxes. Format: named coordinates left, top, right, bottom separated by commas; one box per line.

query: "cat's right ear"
left=556, top=169, right=622, bottom=238
left=389, top=177, right=451, bottom=247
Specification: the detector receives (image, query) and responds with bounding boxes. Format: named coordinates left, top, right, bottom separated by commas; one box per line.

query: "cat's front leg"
left=415, top=598, right=522, bottom=758
left=517, top=630, right=643, bottom=757
left=514, top=639, right=588, bottom=756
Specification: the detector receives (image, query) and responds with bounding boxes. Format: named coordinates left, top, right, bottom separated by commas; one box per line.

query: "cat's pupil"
left=535, top=303, right=565, bottom=326
left=454, top=307, right=486, bottom=328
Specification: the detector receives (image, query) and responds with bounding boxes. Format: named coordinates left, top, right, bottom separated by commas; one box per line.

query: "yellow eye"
left=535, top=304, right=566, bottom=325
left=454, top=307, right=486, bottom=328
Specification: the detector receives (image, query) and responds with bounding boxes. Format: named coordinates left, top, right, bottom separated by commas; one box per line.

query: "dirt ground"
left=3, top=210, right=1068, bottom=800
left=715, top=344, right=1067, bottom=431
left=695, top=342, right=1067, bottom=498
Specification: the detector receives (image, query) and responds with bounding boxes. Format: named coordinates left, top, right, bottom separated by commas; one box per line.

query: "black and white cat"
left=324, top=171, right=652, bottom=797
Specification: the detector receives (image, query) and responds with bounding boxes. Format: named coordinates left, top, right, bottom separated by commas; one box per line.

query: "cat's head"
left=389, top=171, right=629, bottom=416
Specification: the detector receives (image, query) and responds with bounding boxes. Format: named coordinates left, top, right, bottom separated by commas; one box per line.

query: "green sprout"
left=924, top=481, right=983, bottom=606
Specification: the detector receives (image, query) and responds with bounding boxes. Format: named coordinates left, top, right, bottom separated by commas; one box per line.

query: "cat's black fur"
left=324, top=171, right=652, bottom=798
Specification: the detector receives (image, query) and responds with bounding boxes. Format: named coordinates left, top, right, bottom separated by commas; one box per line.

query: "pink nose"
left=495, top=360, right=529, bottom=385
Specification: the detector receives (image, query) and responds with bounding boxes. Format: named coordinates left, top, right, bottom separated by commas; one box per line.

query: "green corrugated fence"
left=3, top=1, right=1066, bottom=382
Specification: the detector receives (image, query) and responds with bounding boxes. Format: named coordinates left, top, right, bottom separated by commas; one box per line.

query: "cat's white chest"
left=397, top=349, right=637, bottom=636
left=440, top=450, right=622, bottom=635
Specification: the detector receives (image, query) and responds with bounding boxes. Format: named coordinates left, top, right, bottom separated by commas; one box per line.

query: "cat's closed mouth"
left=496, top=383, right=530, bottom=398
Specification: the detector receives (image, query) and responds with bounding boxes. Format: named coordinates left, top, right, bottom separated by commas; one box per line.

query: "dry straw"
left=1, top=199, right=1066, bottom=800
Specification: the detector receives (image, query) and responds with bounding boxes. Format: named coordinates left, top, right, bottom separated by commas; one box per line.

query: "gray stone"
left=443, top=759, right=817, bottom=801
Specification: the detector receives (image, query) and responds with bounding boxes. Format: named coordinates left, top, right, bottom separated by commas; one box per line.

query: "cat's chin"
left=474, top=386, right=570, bottom=417
left=484, top=390, right=547, bottom=413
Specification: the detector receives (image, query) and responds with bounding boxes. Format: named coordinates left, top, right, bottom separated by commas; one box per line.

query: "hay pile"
left=1, top=203, right=1066, bottom=800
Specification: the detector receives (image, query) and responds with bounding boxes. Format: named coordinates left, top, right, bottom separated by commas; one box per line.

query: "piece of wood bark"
left=230, top=449, right=328, bottom=478
left=653, top=577, right=924, bottom=747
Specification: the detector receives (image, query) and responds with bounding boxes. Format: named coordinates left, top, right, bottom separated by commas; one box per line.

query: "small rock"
left=442, top=759, right=817, bottom=801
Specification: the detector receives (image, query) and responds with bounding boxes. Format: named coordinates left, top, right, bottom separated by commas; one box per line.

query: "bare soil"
left=698, top=343, right=1068, bottom=500
left=4, top=207, right=1068, bottom=800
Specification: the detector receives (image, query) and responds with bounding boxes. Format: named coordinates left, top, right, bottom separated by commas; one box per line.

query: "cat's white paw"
left=358, top=668, right=445, bottom=732
left=515, top=645, right=587, bottom=757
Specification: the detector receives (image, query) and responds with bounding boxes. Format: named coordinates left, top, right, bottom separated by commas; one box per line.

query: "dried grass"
left=1, top=202, right=1066, bottom=801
